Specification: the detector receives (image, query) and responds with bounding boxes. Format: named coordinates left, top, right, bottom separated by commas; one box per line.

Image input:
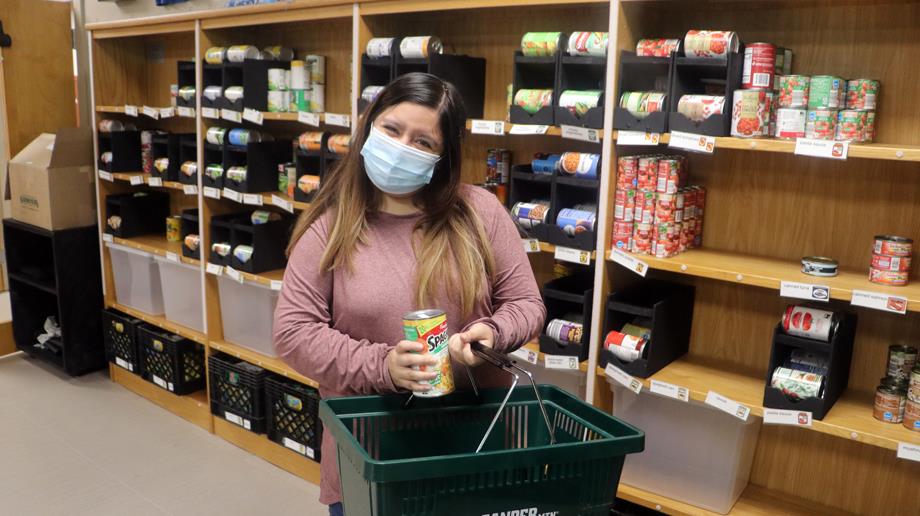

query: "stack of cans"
left=264, top=53, right=327, bottom=113
left=870, top=235, right=912, bottom=287
left=731, top=42, right=778, bottom=138
left=775, top=74, right=879, bottom=142
left=874, top=345, right=918, bottom=430
left=484, top=149, right=511, bottom=205
left=771, top=349, right=829, bottom=401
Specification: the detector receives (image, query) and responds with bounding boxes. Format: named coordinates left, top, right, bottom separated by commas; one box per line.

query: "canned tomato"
left=559, top=152, right=599, bottom=179
left=514, top=89, right=553, bottom=115
left=567, top=32, right=608, bottom=57
left=874, top=235, right=913, bottom=256
left=808, top=76, right=844, bottom=109
left=771, top=367, right=824, bottom=400
left=634, top=190, right=656, bottom=224
left=512, top=202, right=550, bottom=228
left=835, top=110, right=863, bottom=142
left=731, top=89, right=770, bottom=138
left=632, top=223, right=653, bottom=255
left=227, top=45, right=259, bottom=63
left=864, top=111, right=876, bottom=142
left=366, top=37, right=395, bottom=58
left=402, top=309, right=454, bottom=398
left=612, top=221, right=633, bottom=250
left=778, top=75, right=810, bottom=108
left=871, top=253, right=912, bottom=272
left=637, top=156, right=659, bottom=192
left=205, top=46, right=227, bottom=64
left=677, top=95, right=725, bottom=122
left=874, top=382, right=906, bottom=423
left=557, top=208, right=596, bottom=235
left=604, top=330, right=647, bottom=363
left=773, top=108, right=807, bottom=139
left=656, top=158, right=682, bottom=194
left=547, top=318, right=583, bottom=345
left=635, top=38, right=680, bottom=57
left=617, top=156, right=638, bottom=187
left=614, top=189, right=636, bottom=222
left=846, top=79, right=879, bottom=110
left=166, top=216, right=181, bottom=243
left=683, top=30, right=739, bottom=60
left=521, top=32, right=561, bottom=57
left=805, top=109, right=837, bottom=140
left=655, top=193, right=677, bottom=223
left=204, top=163, right=222, bottom=180
left=888, top=345, right=919, bottom=381
left=742, top=42, right=776, bottom=89
left=782, top=305, right=838, bottom=342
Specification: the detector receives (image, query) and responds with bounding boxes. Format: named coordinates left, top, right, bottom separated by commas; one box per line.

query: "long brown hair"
left=287, top=73, right=494, bottom=316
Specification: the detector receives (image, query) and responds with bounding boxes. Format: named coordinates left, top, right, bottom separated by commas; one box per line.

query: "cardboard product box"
left=8, top=128, right=96, bottom=231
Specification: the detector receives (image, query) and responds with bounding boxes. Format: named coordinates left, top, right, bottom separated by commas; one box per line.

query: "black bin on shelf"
left=394, top=53, right=487, bottom=119
left=543, top=165, right=601, bottom=252
left=98, top=130, right=142, bottom=172
left=209, top=353, right=268, bottom=433
left=600, top=280, right=695, bottom=378
left=508, top=164, right=554, bottom=242
left=102, top=308, right=146, bottom=375
left=556, top=53, right=607, bottom=129
left=510, top=32, right=566, bottom=126
left=243, top=58, right=291, bottom=112
left=104, top=191, right=170, bottom=238
left=179, top=139, right=198, bottom=185
left=180, top=208, right=200, bottom=259
left=202, top=143, right=224, bottom=189
left=613, top=51, right=674, bottom=133
left=538, top=273, right=594, bottom=361
left=762, top=312, right=857, bottom=420
left=359, top=38, right=400, bottom=114
left=223, top=140, right=292, bottom=193
left=138, top=326, right=206, bottom=395
left=294, top=134, right=327, bottom=203
left=201, top=63, right=223, bottom=110
left=208, top=213, right=245, bottom=267
left=230, top=212, right=293, bottom=274
left=151, top=133, right=194, bottom=182
left=265, top=375, right=323, bottom=462
left=176, top=60, right=196, bottom=108
left=668, top=51, right=743, bottom=137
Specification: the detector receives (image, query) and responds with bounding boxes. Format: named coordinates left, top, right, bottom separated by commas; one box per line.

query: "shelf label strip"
left=650, top=379, right=689, bottom=402
left=780, top=281, right=830, bottom=302
left=851, top=289, right=908, bottom=314
left=705, top=390, right=751, bottom=421
left=763, top=408, right=813, bottom=427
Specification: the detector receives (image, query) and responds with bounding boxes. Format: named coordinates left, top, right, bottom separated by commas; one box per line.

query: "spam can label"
left=403, top=309, right=454, bottom=397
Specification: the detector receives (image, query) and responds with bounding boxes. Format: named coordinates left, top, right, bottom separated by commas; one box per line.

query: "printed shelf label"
left=166, top=252, right=180, bottom=263
left=523, top=239, right=541, bottom=253
left=795, top=138, right=848, bottom=160
left=561, top=124, right=600, bottom=143
left=325, top=113, right=350, bottom=128
left=605, top=364, right=642, bottom=393
left=221, top=109, right=242, bottom=123
left=705, top=390, right=751, bottom=421
left=298, top=111, right=320, bottom=127
left=283, top=437, right=308, bottom=456
left=669, top=131, right=715, bottom=154
left=203, top=186, right=221, bottom=199
left=271, top=194, right=294, bottom=214
left=609, top=248, right=649, bottom=277
left=897, top=442, right=920, bottom=462
left=509, top=124, right=549, bottom=135
left=148, top=177, right=163, bottom=187
left=177, top=106, right=195, bottom=118
left=222, top=188, right=242, bottom=202
left=509, top=347, right=539, bottom=364
left=545, top=354, right=580, bottom=370
left=206, top=263, right=223, bottom=276
left=243, top=108, right=264, bottom=125
left=555, top=246, right=591, bottom=265
left=851, top=290, right=908, bottom=314
left=270, top=280, right=283, bottom=291
left=764, top=408, right=813, bottom=427
left=617, top=130, right=661, bottom=146
left=142, top=106, right=159, bottom=119
left=183, top=185, right=199, bottom=195
left=129, top=175, right=144, bottom=186
left=242, top=193, right=263, bottom=206
left=102, top=233, right=114, bottom=243
left=99, top=171, right=114, bottom=182
left=224, top=266, right=244, bottom=284
left=201, top=107, right=219, bottom=119
left=650, top=380, right=689, bottom=402
left=471, top=119, right=505, bottom=135
left=780, top=281, right=830, bottom=302
left=124, top=105, right=139, bottom=117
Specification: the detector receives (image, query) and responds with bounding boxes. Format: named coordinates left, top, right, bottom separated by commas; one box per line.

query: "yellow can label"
left=403, top=311, right=454, bottom=397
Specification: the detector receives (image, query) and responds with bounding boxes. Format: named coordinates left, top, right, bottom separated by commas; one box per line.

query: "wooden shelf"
left=209, top=339, right=319, bottom=389
left=617, top=484, right=841, bottom=516
left=212, top=417, right=321, bottom=485
left=608, top=248, right=920, bottom=313
left=465, top=120, right=605, bottom=140
left=110, top=363, right=212, bottom=431
left=260, top=192, right=311, bottom=212
left=107, top=301, right=207, bottom=345
left=519, top=340, right=589, bottom=373
left=112, top=235, right=200, bottom=267
left=531, top=241, right=597, bottom=260
left=110, top=172, right=188, bottom=192
left=96, top=105, right=196, bottom=119
left=233, top=267, right=285, bottom=288
left=598, top=358, right=920, bottom=451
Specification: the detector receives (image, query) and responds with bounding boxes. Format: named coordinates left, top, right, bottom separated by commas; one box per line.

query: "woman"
left=273, top=73, right=545, bottom=514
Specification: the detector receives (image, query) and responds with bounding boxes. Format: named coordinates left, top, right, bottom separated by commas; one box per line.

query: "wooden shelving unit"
left=465, top=120, right=606, bottom=140
left=111, top=235, right=200, bottom=266
left=110, top=363, right=212, bottom=431
left=209, top=339, right=319, bottom=389
left=110, top=172, right=189, bottom=192
left=617, top=484, right=841, bottom=516
left=106, top=301, right=207, bottom=345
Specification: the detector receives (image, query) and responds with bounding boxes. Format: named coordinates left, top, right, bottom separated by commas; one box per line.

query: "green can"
left=808, top=75, right=844, bottom=109
left=513, top=88, right=552, bottom=114
left=290, top=89, right=310, bottom=112
left=846, top=79, right=879, bottom=110
left=521, top=32, right=561, bottom=57
left=865, top=110, right=876, bottom=142
left=205, top=163, right=224, bottom=180
left=771, top=366, right=824, bottom=400
left=226, top=166, right=247, bottom=183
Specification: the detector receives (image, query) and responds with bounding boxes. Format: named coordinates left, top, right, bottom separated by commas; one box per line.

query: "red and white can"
left=632, top=223, right=653, bottom=255
left=655, top=193, right=677, bottom=223
left=782, top=305, right=837, bottom=341
left=774, top=108, right=807, bottom=139
left=617, top=156, right=638, bottom=187
left=679, top=221, right=691, bottom=252
left=742, top=43, right=776, bottom=89
left=674, top=191, right=685, bottom=223
left=871, top=253, right=912, bottom=272
left=604, top=330, right=647, bottom=363
left=874, top=235, right=913, bottom=257
left=870, top=268, right=909, bottom=287
left=731, top=88, right=771, bottom=138
left=634, top=190, right=656, bottom=224
left=637, top=156, right=659, bottom=192
left=614, top=188, right=636, bottom=222
left=656, top=158, right=683, bottom=194
left=612, top=221, right=633, bottom=250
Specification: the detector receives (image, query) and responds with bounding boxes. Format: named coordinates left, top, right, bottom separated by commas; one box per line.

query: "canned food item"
left=617, top=156, right=638, bottom=187
left=771, top=367, right=824, bottom=400
left=620, top=91, right=667, bottom=119
left=175, top=162, right=195, bottom=179
left=801, top=256, right=839, bottom=277
left=205, top=164, right=223, bottom=180
left=251, top=210, right=281, bottom=225
left=183, top=234, right=200, bottom=252
left=567, top=32, right=608, bottom=57
left=604, top=330, right=647, bottom=363
left=485, top=149, right=511, bottom=184
left=805, top=109, right=837, bottom=140
left=261, top=46, right=293, bottom=61
left=614, top=188, right=636, bottom=222
left=683, top=30, right=739, bottom=60
left=268, top=68, right=288, bottom=91
left=656, top=157, right=683, bottom=194
left=99, top=152, right=113, bottom=165
left=233, top=244, right=254, bottom=264
left=782, top=305, right=838, bottom=342
left=874, top=382, right=906, bottom=423
left=298, top=132, right=324, bottom=152
left=211, top=242, right=231, bottom=257
left=107, top=215, right=122, bottom=230
left=290, top=89, right=309, bottom=112
left=98, top=119, right=124, bottom=133
left=298, top=174, right=320, bottom=195
left=402, top=309, right=454, bottom=398
left=905, top=399, right=920, bottom=431
left=512, top=201, right=550, bottom=228
left=742, top=43, right=776, bottom=89
left=166, top=216, right=181, bottom=242
left=637, top=156, right=659, bottom=192
left=224, top=86, right=244, bottom=102
left=635, top=38, right=680, bottom=57
left=399, top=36, right=443, bottom=59
left=267, top=90, right=287, bottom=112
left=865, top=111, right=876, bottom=142
left=228, top=128, right=259, bottom=147
left=226, top=166, right=247, bottom=183
left=278, top=162, right=295, bottom=196
left=778, top=75, right=810, bottom=109
left=521, top=32, right=562, bottom=57
left=677, top=95, right=724, bottom=122
left=361, top=85, right=385, bottom=103
left=871, top=253, right=911, bottom=272
left=558, top=152, right=599, bottom=179
left=206, top=127, right=227, bottom=145
left=559, top=90, right=602, bottom=117
left=910, top=366, right=920, bottom=403
left=874, top=235, right=913, bottom=257
left=547, top=318, right=583, bottom=345
left=632, top=222, right=653, bottom=255
left=366, top=38, right=396, bottom=58
left=731, top=89, right=771, bottom=138
left=178, top=86, right=196, bottom=102
left=611, top=227, right=633, bottom=251
left=140, top=130, right=156, bottom=174
left=205, top=47, right=227, bottom=64
left=836, top=110, right=864, bottom=142
left=634, top=190, right=656, bottom=224
left=556, top=208, right=596, bottom=235
left=203, top=85, right=223, bottom=101
left=655, top=194, right=678, bottom=223
left=153, top=157, right=169, bottom=174
left=531, top=153, right=559, bottom=175
left=774, top=108, right=807, bottom=139
left=227, top=45, right=259, bottom=63
left=514, top=89, right=553, bottom=115
left=327, top=134, right=350, bottom=154
left=310, top=85, right=325, bottom=112
left=846, top=79, right=879, bottom=110
left=305, top=55, right=325, bottom=85
left=289, top=60, right=308, bottom=90
left=808, top=76, right=845, bottom=109
left=888, top=345, right=918, bottom=381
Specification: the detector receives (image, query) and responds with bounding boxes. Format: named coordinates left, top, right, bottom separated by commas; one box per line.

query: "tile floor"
left=0, top=353, right=327, bottom=516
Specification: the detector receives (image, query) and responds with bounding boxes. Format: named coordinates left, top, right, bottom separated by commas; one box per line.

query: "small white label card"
left=203, top=186, right=221, bottom=199
left=470, top=119, right=505, bottom=135
left=283, top=437, right=308, bottom=456
left=159, top=107, right=175, bottom=118
left=650, top=379, right=690, bottom=402
left=325, top=113, right=350, bottom=128
left=148, top=177, right=163, bottom=187
left=609, top=248, right=649, bottom=277
left=221, top=108, right=242, bottom=123
left=605, top=363, right=643, bottom=393
left=617, top=130, right=661, bottom=146
left=705, top=390, right=751, bottom=421
left=298, top=111, right=320, bottom=127
left=561, top=124, right=601, bottom=143
left=510, top=347, right=539, bottom=364
left=224, top=266, right=244, bottom=284
left=115, top=357, right=132, bottom=371
left=142, top=105, right=159, bottom=119
left=897, top=442, right=920, bottom=462
left=509, top=124, right=549, bottom=135
left=166, top=252, right=180, bottom=263
left=222, top=188, right=242, bottom=202
left=523, top=238, right=541, bottom=253
left=242, top=193, right=263, bottom=206
left=225, top=411, right=250, bottom=430
left=177, top=106, right=195, bottom=118
left=555, top=246, right=591, bottom=266
left=851, top=289, right=908, bottom=315
left=183, top=185, right=198, bottom=196
left=780, top=281, right=831, bottom=302
left=153, top=375, right=169, bottom=390
left=206, top=263, right=223, bottom=276
left=270, top=280, right=283, bottom=291
left=102, top=233, right=114, bottom=243
left=763, top=408, right=813, bottom=427
left=545, top=354, right=580, bottom=370
left=201, top=107, right=219, bottom=119
left=271, top=194, right=294, bottom=214
left=243, top=108, right=264, bottom=125
left=669, top=131, right=716, bottom=154
left=99, top=171, right=114, bottom=182
left=129, top=175, right=144, bottom=186
left=124, top=104, right=139, bottom=117
left=795, top=138, right=848, bottom=160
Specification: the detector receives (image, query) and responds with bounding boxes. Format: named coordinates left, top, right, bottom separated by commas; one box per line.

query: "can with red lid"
left=869, top=268, right=909, bottom=286
left=742, top=43, right=776, bottom=90
left=874, top=235, right=913, bottom=257
left=871, top=253, right=911, bottom=272
left=782, top=305, right=838, bottom=342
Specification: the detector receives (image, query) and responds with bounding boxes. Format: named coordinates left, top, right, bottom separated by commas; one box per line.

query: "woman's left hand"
left=449, top=323, right=494, bottom=367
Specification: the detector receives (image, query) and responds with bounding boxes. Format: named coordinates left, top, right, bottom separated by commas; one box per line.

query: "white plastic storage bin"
left=217, top=275, right=279, bottom=356
left=611, top=382, right=761, bottom=514
left=154, top=256, right=204, bottom=332
left=106, top=242, right=164, bottom=316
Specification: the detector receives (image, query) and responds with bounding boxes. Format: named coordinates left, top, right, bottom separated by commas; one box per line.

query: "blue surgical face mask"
left=360, top=126, right=441, bottom=195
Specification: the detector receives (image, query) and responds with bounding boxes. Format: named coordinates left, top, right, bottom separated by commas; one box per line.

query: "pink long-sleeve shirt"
left=273, top=184, right=545, bottom=505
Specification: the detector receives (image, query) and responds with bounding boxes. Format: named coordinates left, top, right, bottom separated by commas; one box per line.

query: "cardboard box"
left=9, top=128, right=96, bottom=231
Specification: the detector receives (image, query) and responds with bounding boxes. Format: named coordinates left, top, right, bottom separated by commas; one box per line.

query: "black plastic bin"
left=208, top=213, right=244, bottom=267
left=180, top=208, right=200, bottom=259
left=138, top=326, right=206, bottom=395
left=98, top=130, right=142, bottom=172
left=209, top=353, right=267, bottom=433
left=510, top=32, right=566, bottom=125
left=668, top=51, right=743, bottom=137
left=539, top=273, right=594, bottom=361
left=223, top=140, right=292, bottom=194
left=265, top=375, right=322, bottom=462
left=102, top=308, right=146, bottom=376
left=556, top=53, right=607, bottom=129
left=230, top=212, right=293, bottom=274
left=613, top=51, right=674, bottom=134
left=104, top=191, right=170, bottom=238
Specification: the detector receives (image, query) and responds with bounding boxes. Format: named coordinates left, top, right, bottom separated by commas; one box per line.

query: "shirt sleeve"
left=273, top=215, right=398, bottom=395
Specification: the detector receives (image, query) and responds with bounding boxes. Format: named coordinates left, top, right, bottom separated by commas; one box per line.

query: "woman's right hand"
left=386, top=340, right=439, bottom=392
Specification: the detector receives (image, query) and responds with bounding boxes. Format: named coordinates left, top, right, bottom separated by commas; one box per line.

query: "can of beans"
left=604, top=330, right=647, bottom=363
left=771, top=367, right=824, bottom=400
left=871, top=253, right=911, bottom=272
left=874, top=381, right=907, bottom=423
left=835, top=110, right=864, bottom=142
left=614, top=188, right=636, bottom=222
left=512, top=202, right=550, bottom=228
left=731, top=89, right=770, bottom=138
left=557, top=208, right=596, bottom=235
left=805, top=109, right=837, bottom=140
left=635, top=38, right=681, bottom=57
left=227, top=45, right=259, bottom=63
left=166, top=216, right=181, bottom=242
left=521, top=32, right=562, bottom=57
left=366, top=38, right=395, bottom=58
left=909, top=366, right=920, bottom=403
left=774, top=108, right=807, bottom=139
left=874, top=235, right=913, bottom=257
left=205, top=47, right=227, bottom=64
left=808, top=76, right=845, bottom=109
left=778, top=75, right=810, bottom=108
left=514, top=89, right=553, bottom=115
left=402, top=309, right=454, bottom=398
left=637, top=156, right=659, bottom=192
left=782, top=305, right=838, bottom=342
left=617, top=156, right=638, bottom=187
left=846, top=79, right=879, bottom=110
left=547, top=318, right=583, bottom=345
left=742, top=42, right=776, bottom=89
left=889, top=345, right=919, bottom=381
left=559, top=152, right=599, bottom=179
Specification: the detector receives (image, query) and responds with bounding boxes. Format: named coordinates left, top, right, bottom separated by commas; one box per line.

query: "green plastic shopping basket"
left=319, top=343, right=645, bottom=515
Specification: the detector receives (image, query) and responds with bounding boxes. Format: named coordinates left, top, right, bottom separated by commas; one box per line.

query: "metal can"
left=835, top=110, right=864, bottom=142
left=874, top=235, right=913, bottom=257
left=205, top=164, right=223, bottom=180
left=224, top=86, right=244, bottom=102
left=366, top=38, right=395, bottom=58
left=228, top=128, right=258, bottom=147
left=261, top=45, right=293, bottom=61
left=869, top=268, right=909, bottom=286
left=782, top=305, right=838, bottom=342
left=361, top=85, right=385, bottom=104
left=547, top=318, right=583, bottom=345
left=617, top=156, right=638, bottom=187
left=226, top=166, right=247, bottom=183
left=635, top=38, right=680, bottom=57
left=98, top=119, right=124, bottom=133
left=905, top=399, right=920, bottom=431
left=495, top=149, right=512, bottom=184
left=634, top=190, right=656, bottom=224
left=558, top=152, right=599, bottom=179
left=203, top=85, right=223, bottom=101
left=211, top=242, right=231, bottom=257
left=865, top=111, right=876, bottom=142
left=233, top=245, right=254, bottom=264
left=289, top=89, right=309, bottom=112
left=251, top=210, right=280, bottom=225
left=676, top=95, right=725, bottom=122
left=909, top=365, right=920, bottom=403
left=655, top=194, right=678, bottom=223
left=267, top=91, right=287, bottom=112
left=636, top=156, right=658, bottom=192
left=305, top=55, right=325, bottom=85
left=731, top=89, right=771, bottom=138
left=801, top=256, right=839, bottom=277
left=614, top=188, right=636, bottom=222
left=531, top=154, right=560, bottom=175
left=227, top=45, right=259, bottom=63
left=512, top=201, right=550, bottom=228
left=871, top=253, right=911, bottom=272
left=559, top=90, right=603, bottom=117
left=632, top=223, right=653, bottom=255
left=402, top=309, right=454, bottom=398
left=567, top=32, right=608, bottom=57
left=888, top=345, right=919, bottom=381
left=874, top=381, right=906, bottom=423
left=205, top=46, right=227, bottom=64
left=141, top=130, right=156, bottom=174
left=556, top=208, right=596, bottom=235
left=604, top=330, right=647, bottom=363
left=808, top=76, right=845, bottom=109
left=298, top=175, right=320, bottom=196
left=742, top=42, right=776, bottom=89
left=774, top=108, right=807, bottom=139
left=267, top=68, right=288, bottom=91
left=165, top=216, right=181, bottom=242
left=656, top=157, right=683, bottom=194
left=520, top=32, right=561, bottom=57
left=206, top=127, right=227, bottom=145
left=181, top=162, right=197, bottom=177
left=514, top=89, right=553, bottom=115
left=612, top=221, right=633, bottom=250
left=296, top=132, right=322, bottom=153
left=399, top=36, right=442, bottom=59
left=846, top=79, right=879, bottom=110
left=177, top=86, right=196, bottom=102
left=805, top=109, right=837, bottom=140
left=154, top=157, right=169, bottom=174
left=183, top=234, right=200, bottom=252
left=778, top=75, right=810, bottom=109
left=327, top=134, right=350, bottom=155
left=683, top=30, right=739, bottom=60
left=771, top=367, right=824, bottom=400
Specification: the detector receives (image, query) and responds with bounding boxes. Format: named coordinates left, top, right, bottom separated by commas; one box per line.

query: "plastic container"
left=106, top=242, right=164, bottom=315
left=102, top=308, right=145, bottom=375
left=217, top=275, right=278, bottom=357
left=155, top=256, right=204, bottom=332
left=611, top=383, right=761, bottom=514
left=138, top=326, right=206, bottom=395
left=265, top=375, right=322, bottom=461
left=209, top=353, right=267, bottom=433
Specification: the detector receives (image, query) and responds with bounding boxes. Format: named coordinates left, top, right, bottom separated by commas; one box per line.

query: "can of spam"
left=402, top=309, right=454, bottom=397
